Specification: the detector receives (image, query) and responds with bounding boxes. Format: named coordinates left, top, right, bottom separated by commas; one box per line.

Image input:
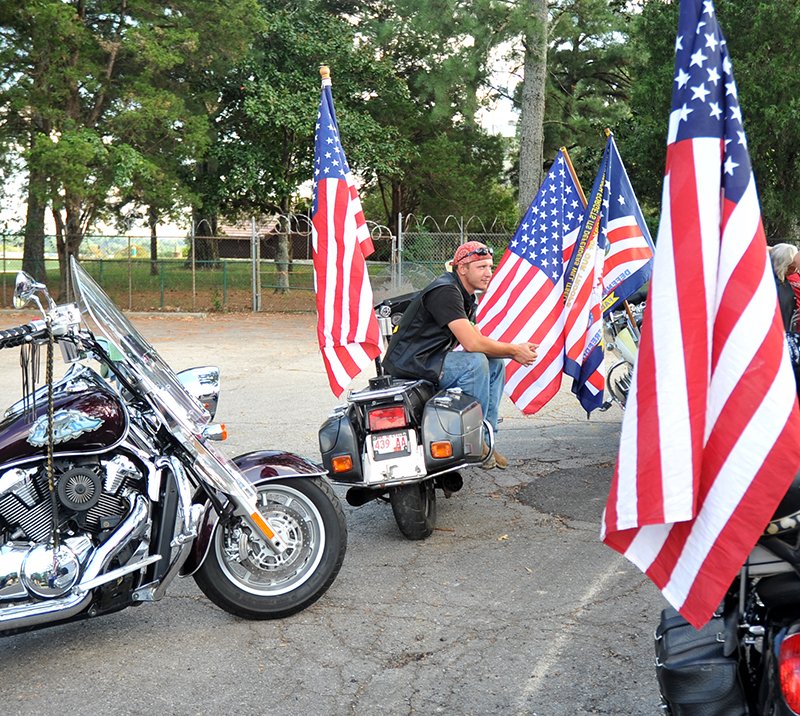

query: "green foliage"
left=208, top=0, right=409, bottom=220
left=624, top=0, right=800, bottom=241
left=1, top=0, right=262, bottom=261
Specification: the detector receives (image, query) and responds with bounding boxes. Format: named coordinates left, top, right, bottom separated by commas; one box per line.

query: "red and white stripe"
left=602, top=136, right=800, bottom=628
left=563, top=211, right=605, bottom=404
left=477, top=225, right=580, bottom=414
left=602, top=217, right=654, bottom=301
left=312, top=174, right=382, bottom=397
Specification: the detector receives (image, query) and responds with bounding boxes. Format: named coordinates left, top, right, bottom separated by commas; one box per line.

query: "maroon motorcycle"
left=0, top=259, right=346, bottom=637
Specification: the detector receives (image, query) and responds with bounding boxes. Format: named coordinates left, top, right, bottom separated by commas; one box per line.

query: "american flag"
left=602, top=0, right=800, bottom=629
left=563, top=134, right=655, bottom=413
left=312, top=71, right=382, bottom=397
left=476, top=150, right=586, bottom=414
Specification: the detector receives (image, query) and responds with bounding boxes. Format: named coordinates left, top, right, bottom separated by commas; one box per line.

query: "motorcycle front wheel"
left=194, top=477, right=347, bottom=619
left=389, top=479, right=436, bottom=540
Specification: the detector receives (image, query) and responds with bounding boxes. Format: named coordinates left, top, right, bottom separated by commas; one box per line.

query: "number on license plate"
left=372, top=431, right=410, bottom=456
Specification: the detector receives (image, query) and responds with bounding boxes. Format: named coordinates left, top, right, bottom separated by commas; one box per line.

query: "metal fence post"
left=191, top=222, right=196, bottom=312
left=127, top=235, right=132, bottom=310
left=396, top=212, right=403, bottom=293
left=251, top=216, right=261, bottom=312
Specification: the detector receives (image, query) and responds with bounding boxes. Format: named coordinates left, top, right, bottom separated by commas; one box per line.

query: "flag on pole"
left=312, top=66, right=382, bottom=397
left=598, top=135, right=655, bottom=313
left=562, top=133, right=655, bottom=414
left=476, top=149, right=586, bottom=414
left=601, top=0, right=800, bottom=629
left=562, top=167, right=606, bottom=414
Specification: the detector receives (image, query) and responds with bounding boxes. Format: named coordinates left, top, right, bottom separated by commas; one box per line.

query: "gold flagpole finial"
left=604, top=127, right=612, bottom=138
left=320, top=65, right=330, bottom=80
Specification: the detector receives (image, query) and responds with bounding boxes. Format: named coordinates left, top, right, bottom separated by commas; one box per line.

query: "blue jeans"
left=440, top=352, right=506, bottom=433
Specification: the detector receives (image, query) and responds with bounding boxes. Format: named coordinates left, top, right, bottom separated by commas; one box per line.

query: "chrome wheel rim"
left=215, top=484, right=325, bottom=596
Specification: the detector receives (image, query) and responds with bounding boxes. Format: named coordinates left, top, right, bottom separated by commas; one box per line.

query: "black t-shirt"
left=424, top=283, right=471, bottom=329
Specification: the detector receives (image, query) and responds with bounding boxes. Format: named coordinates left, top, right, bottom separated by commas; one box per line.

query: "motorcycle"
left=0, top=259, right=347, bottom=637
left=318, top=292, right=492, bottom=540
left=602, top=300, right=645, bottom=409
left=654, top=475, right=800, bottom=714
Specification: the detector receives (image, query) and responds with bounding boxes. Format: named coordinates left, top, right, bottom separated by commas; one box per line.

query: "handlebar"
left=0, top=321, right=44, bottom=349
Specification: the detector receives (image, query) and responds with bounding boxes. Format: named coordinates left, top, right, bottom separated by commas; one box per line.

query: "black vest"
left=382, top=272, right=476, bottom=385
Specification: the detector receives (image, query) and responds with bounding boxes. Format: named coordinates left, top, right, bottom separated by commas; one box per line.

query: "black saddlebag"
left=318, top=405, right=363, bottom=484
left=654, top=607, right=748, bottom=715
left=421, top=388, right=484, bottom=472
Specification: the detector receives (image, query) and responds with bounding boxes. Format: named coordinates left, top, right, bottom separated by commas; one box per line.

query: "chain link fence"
left=0, top=214, right=513, bottom=313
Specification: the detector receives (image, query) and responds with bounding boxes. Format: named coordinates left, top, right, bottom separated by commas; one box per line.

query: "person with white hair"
left=769, top=243, right=800, bottom=331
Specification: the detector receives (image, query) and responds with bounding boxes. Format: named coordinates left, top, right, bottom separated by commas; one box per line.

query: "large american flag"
left=476, top=150, right=586, bottom=414
left=563, top=134, right=654, bottom=413
left=602, top=0, right=800, bottom=629
left=312, top=72, right=382, bottom=397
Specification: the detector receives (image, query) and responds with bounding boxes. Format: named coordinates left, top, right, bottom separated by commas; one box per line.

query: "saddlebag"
left=318, top=405, right=363, bottom=484
left=654, top=607, right=748, bottom=716
left=421, top=388, right=484, bottom=472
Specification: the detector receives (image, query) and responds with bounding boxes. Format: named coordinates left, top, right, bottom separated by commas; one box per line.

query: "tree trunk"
left=56, top=196, right=84, bottom=302
left=190, top=210, right=220, bottom=269
left=274, top=197, right=291, bottom=294
left=149, top=205, right=159, bottom=276
left=518, top=0, right=548, bottom=214
left=22, top=163, right=47, bottom=284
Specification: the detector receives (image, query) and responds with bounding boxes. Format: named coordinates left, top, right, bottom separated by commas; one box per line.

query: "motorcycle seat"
left=755, top=571, right=800, bottom=610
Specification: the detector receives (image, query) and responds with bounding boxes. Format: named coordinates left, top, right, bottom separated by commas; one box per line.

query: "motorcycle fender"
left=180, top=450, right=327, bottom=576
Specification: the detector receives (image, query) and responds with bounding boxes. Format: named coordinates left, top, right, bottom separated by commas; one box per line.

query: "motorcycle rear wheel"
left=389, top=479, right=436, bottom=540
left=194, top=477, right=347, bottom=619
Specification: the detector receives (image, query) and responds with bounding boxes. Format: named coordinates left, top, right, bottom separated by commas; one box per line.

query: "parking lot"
left=0, top=310, right=665, bottom=715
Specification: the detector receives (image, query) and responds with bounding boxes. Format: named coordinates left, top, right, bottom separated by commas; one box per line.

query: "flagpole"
left=560, top=147, right=588, bottom=207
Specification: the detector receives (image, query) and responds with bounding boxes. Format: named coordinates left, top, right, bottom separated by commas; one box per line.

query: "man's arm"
left=448, top=318, right=538, bottom=366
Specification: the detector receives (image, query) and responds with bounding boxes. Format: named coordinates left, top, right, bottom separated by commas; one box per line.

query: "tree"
left=353, top=0, right=519, bottom=229
left=204, top=0, right=407, bottom=290
left=0, top=0, right=261, bottom=292
left=517, top=0, right=549, bottom=213
left=624, top=0, right=800, bottom=241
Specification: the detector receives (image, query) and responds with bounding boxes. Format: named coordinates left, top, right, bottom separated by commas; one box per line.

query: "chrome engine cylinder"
left=21, top=538, right=92, bottom=598
left=0, top=493, right=149, bottom=631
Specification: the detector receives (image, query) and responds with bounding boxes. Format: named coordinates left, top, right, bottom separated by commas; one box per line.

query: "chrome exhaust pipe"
left=0, top=493, right=150, bottom=632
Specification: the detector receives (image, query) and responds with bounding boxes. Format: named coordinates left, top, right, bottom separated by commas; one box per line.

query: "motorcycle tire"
left=193, top=477, right=347, bottom=619
left=389, top=479, right=436, bottom=540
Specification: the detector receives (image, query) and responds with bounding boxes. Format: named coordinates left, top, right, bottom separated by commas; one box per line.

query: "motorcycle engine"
left=0, top=454, right=146, bottom=544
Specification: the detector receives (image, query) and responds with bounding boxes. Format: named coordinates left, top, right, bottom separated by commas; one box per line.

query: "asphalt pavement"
left=0, top=311, right=666, bottom=715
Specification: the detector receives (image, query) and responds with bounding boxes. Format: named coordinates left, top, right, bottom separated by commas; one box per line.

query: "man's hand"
left=511, top=342, right=538, bottom=367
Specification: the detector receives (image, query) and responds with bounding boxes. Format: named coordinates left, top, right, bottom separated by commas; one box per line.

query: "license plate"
left=371, top=430, right=410, bottom=456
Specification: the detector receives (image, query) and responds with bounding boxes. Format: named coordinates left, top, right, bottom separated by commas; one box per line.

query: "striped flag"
left=599, top=135, right=654, bottom=313
left=476, top=149, right=586, bottom=414
left=311, top=69, right=382, bottom=397
left=602, top=0, right=800, bottom=629
left=563, top=134, right=655, bottom=413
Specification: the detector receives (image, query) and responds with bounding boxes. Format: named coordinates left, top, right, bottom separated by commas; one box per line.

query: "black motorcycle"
left=0, top=259, right=347, bottom=637
left=655, top=475, right=800, bottom=714
left=318, top=292, right=492, bottom=540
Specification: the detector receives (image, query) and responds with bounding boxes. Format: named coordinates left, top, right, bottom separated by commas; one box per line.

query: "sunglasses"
left=460, top=247, right=493, bottom=262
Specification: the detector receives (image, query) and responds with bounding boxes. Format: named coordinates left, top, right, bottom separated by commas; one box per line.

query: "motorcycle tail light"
left=331, top=455, right=354, bottom=473
left=368, top=406, right=407, bottom=431
left=430, top=441, right=453, bottom=459
left=779, top=632, right=800, bottom=711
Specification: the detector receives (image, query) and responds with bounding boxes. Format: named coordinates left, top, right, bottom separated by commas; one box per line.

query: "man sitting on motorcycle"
left=381, top=241, right=538, bottom=470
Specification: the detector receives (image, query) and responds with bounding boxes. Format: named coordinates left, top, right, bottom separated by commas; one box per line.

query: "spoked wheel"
left=389, top=479, right=437, bottom=540
left=194, top=477, right=347, bottom=619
